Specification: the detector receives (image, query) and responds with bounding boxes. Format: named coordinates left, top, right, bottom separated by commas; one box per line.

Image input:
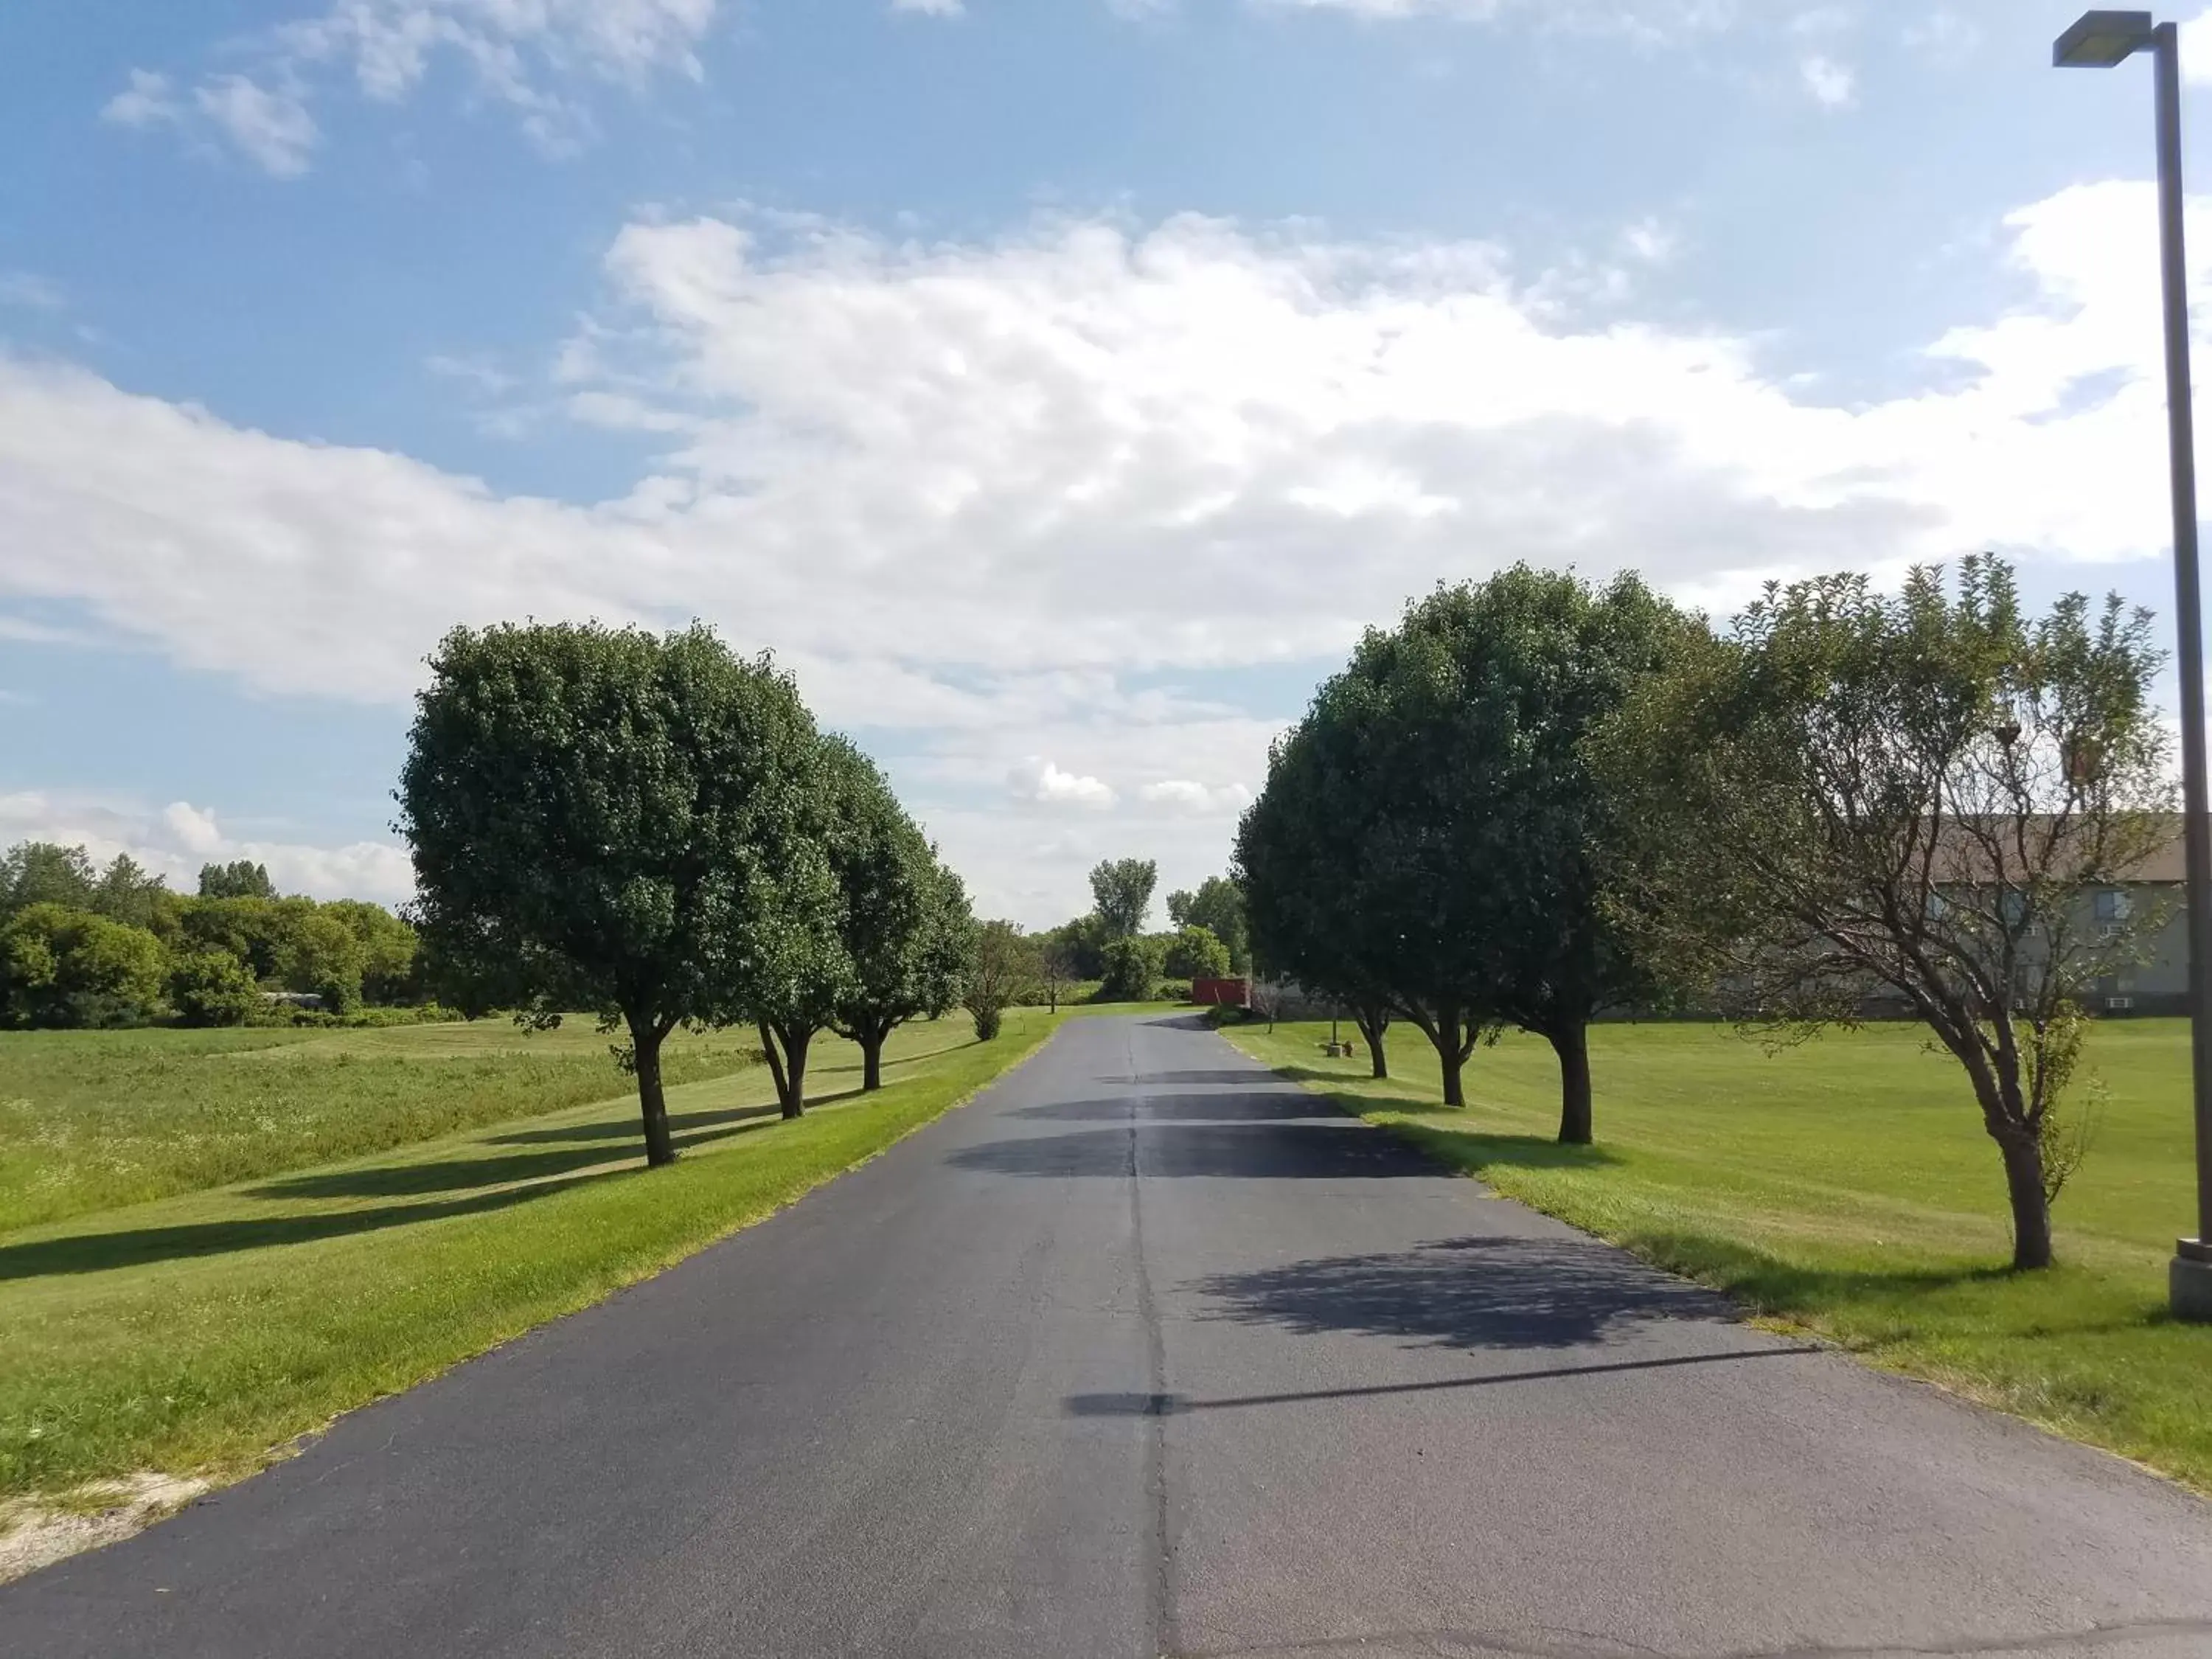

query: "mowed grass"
left=0, top=1020, right=766, bottom=1231
left=1222, top=1017, right=2212, bottom=1493
left=0, top=1010, right=1065, bottom=1500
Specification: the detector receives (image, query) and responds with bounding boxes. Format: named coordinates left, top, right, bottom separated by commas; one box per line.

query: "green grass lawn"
left=0, top=1020, right=768, bottom=1231
left=0, top=1009, right=1072, bottom=1502
left=1221, top=1016, right=2212, bottom=1494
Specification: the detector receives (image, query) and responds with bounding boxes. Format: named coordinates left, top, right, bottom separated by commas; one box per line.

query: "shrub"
left=170, top=947, right=260, bottom=1026
left=971, top=1004, right=1004, bottom=1041
left=1097, top=935, right=1163, bottom=1002
left=1161, top=924, right=1230, bottom=981
left=0, top=905, right=168, bottom=1029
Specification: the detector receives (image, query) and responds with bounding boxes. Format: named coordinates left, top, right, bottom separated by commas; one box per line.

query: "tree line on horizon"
left=1235, top=556, right=2173, bottom=1272
left=0, top=844, right=420, bottom=1029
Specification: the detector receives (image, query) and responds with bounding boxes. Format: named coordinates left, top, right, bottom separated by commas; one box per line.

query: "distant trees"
left=400, top=622, right=833, bottom=1164
left=1166, top=876, right=1248, bottom=971
left=199, top=860, right=276, bottom=900
left=1089, top=858, right=1158, bottom=939
left=1162, top=923, right=1231, bottom=981
left=964, top=920, right=1034, bottom=1040
left=1591, top=559, right=2168, bottom=1269
left=0, top=841, right=422, bottom=1030
left=0, top=904, right=168, bottom=1029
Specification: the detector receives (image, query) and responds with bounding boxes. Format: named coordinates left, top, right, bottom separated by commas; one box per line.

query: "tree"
left=1037, top=936, right=1077, bottom=1013
left=1098, top=934, right=1162, bottom=1002
left=964, top=920, right=1034, bottom=1040
left=821, top=740, right=976, bottom=1096
left=280, top=909, right=367, bottom=1014
left=199, top=860, right=276, bottom=900
left=1089, top=858, right=1158, bottom=939
left=323, top=900, right=421, bottom=1004
left=0, top=905, right=168, bottom=1028
left=91, top=855, right=174, bottom=934
left=1162, top=924, right=1231, bottom=981
left=400, top=622, right=830, bottom=1167
left=1166, top=876, right=1249, bottom=971
left=0, top=842, right=97, bottom=917
left=1590, top=558, right=2169, bottom=1270
left=1383, top=568, right=1693, bottom=1143
left=170, top=947, right=259, bottom=1026
left=1237, top=719, right=1402, bottom=1082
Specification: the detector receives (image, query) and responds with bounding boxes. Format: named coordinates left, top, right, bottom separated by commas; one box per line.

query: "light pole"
left=2056, top=10, right=2212, bottom=1320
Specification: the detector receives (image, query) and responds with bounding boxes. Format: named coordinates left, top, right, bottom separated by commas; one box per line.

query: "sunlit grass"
left=0, top=1010, right=1062, bottom=1499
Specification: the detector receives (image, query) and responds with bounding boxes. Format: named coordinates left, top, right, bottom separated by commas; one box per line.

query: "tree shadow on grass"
left=248, top=1114, right=779, bottom=1201
left=0, top=1166, right=634, bottom=1281
left=1380, top=1124, right=1626, bottom=1175
left=489, top=1105, right=780, bottom=1147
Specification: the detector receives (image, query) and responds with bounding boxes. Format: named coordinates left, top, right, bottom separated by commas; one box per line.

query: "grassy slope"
left=0, top=1020, right=764, bottom=1230
left=1221, top=1017, right=2212, bottom=1493
left=0, top=1010, right=1068, bottom=1499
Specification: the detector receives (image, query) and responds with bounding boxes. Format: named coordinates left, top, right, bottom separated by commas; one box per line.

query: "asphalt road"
left=6, top=1013, right=2212, bottom=1658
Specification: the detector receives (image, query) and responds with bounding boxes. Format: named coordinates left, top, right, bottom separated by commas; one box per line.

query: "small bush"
left=971, top=1005, right=1004, bottom=1041
left=170, top=948, right=259, bottom=1027
left=1096, top=936, right=1162, bottom=1002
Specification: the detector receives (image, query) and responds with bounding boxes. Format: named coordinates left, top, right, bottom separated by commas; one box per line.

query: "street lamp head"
left=2053, top=10, right=2155, bottom=67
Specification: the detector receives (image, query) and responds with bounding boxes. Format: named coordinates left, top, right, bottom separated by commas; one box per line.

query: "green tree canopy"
left=0, top=904, right=168, bottom=1029
left=964, top=920, right=1034, bottom=1040
left=399, top=621, right=830, bottom=1166
left=824, top=740, right=975, bottom=1093
left=198, top=860, right=277, bottom=900
left=1165, top=876, right=1248, bottom=971
left=1088, top=858, right=1158, bottom=939
left=1161, top=924, right=1231, bottom=981
left=1589, top=557, right=2171, bottom=1270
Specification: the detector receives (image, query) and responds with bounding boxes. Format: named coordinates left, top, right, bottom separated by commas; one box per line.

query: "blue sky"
left=4, top=0, right=2211, bottom=924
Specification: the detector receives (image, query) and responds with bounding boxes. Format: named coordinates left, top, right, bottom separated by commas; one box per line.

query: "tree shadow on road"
left=947, top=1121, right=1439, bottom=1180
left=1188, top=1234, right=1736, bottom=1353
left=1012, top=1093, right=1340, bottom=1124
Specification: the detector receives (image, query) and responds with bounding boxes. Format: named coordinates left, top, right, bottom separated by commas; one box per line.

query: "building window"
left=2094, top=889, right=2132, bottom=923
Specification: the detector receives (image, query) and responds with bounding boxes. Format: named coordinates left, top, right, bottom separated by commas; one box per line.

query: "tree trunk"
left=1995, top=1124, right=2054, bottom=1270
left=779, top=1025, right=814, bottom=1120
left=631, top=1018, right=676, bottom=1168
left=757, top=1020, right=790, bottom=1114
left=862, top=1029, right=884, bottom=1093
left=1550, top=1020, right=1593, bottom=1146
left=1428, top=1011, right=1466, bottom=1108
left=1354, top=1004, right=1390, bottom=1079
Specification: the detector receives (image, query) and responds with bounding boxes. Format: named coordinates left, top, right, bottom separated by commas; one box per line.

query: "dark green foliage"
left=168, top=947, right=260, bottom=1026
left=1088, top=858, right=1158, bottom=939
left=1238, top=566, right=1691, bottom=1119
left=1161, top=924, right=1230, bottom=981
left=0, top=905, right=169, bottom=1029
left=1166, top=876, right=1248, bottom=970
left=823, top=740, right=976, bottom=1093
left=198, top=860, right=277, bottom=900
left=1590, top=557, right=2173, bottom=1270
left=1041, top=913, right=1108, bottom=979
left=0, top=843, right=98, bottom=916
left=400, top=621, right=833, bottom=1165
left=1097, top=933, right=1163, bottom=1002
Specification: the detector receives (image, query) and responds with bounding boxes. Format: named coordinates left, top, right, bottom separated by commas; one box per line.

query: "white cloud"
left=2185, top=10, right=2212, bottom=84
left=100, top=69, right=182, bottom=128
left=193, top=75, right=318, bottom=178
left=1009, top=758, right=1119, bottom=809
left=0, top=793, right=414, bottom=906
left=105, top=0, right=719, bottom=172
left=1, top=182, right=2203, bottom=919
left=1799, top=53, right=1854, bottom=108
left=1138, top=779, right=1254, bottom=815
left=1901, top=10, right=1978, bottom=64
left=891, top=0, right=967, bottom=15
left=1247, top=0, right=1742, bottom=38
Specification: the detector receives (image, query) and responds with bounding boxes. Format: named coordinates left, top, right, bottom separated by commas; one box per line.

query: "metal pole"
left=2152, top=22, right=2212, bottom=1288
